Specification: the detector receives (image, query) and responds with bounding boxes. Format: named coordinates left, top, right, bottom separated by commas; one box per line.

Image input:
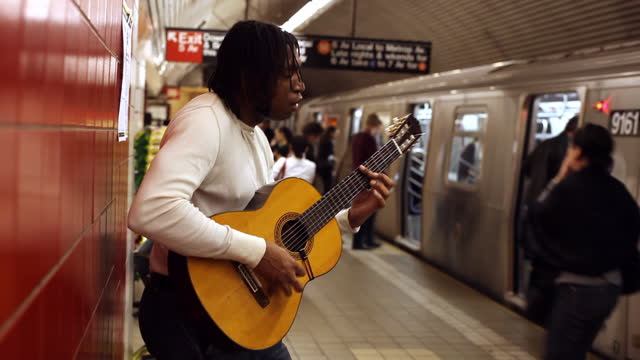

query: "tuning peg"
left=385, top=123, right=400, bottom=133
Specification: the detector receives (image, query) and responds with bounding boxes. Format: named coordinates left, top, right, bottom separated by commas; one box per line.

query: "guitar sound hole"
left=281, top=219, right=310, bottom=252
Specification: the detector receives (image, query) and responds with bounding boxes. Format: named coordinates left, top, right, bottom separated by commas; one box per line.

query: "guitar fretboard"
left=287, top=140, right=403, bottom=247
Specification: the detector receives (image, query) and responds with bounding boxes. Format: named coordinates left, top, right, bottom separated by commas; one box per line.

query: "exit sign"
left=166, top=30, right=203, bottom=63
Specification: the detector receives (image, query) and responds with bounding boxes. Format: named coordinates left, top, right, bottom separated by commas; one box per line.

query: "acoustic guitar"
left=169, top=114, right=422, bottom=350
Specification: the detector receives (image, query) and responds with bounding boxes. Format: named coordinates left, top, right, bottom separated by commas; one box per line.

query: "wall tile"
left=0, top=231, right=107, bottom=359
left=1, top=0, right=128, bottom=358
left=44, top=1, right=68, bottom=127
left=0, top=1, right=23, bottom=124
left=0, top=129, right=18, bottom=323
left=15, top=131, right=50, bottom=301
left=41, top=130, right=63, bottom=254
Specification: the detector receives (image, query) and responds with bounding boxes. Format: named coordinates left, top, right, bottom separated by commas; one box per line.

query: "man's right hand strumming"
left=253, top=242, right=305, bottom=296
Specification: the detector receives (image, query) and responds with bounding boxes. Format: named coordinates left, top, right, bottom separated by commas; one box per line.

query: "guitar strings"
left=281, top=141, right=402, bottom=251
left=282, top=141, right=400, bottom=250
left=282, top=144, right=399, bottom=251
left=280, top=141, right=397, bottom=247
left=281, top=123, right=420, bottom=250
left=289, top=129, right=422, bottom=247
left=279, top=142, right=398, bottom=250
left=283, top=125, right=421, bottom=251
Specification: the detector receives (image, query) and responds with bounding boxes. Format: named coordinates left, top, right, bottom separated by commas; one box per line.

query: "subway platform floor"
left=130, top=235, right=603, bottom=360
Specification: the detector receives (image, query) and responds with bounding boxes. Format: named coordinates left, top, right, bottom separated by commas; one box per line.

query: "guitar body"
left=175, top=178, right=343, bottom=350
left=169, top=114, right=421, bottom=351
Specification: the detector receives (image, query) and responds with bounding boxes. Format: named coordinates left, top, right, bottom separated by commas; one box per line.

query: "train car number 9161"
left=609, top=110, right=640, bottom=137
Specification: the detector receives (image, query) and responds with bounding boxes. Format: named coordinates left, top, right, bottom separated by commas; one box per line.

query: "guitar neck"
left=298, top=140, right=403, bottom=238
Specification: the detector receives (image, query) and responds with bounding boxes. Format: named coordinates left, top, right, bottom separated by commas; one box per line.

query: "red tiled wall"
left=0, top=0, right=130, bottom=358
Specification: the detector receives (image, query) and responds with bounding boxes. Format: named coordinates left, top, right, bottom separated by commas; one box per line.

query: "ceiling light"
left=281, top=0, right=336, bottom=33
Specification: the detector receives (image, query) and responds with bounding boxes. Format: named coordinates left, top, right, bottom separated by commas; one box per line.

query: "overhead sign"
left=166, top=30, right=203, bottom=63
left=609, top=110, right=640, bottom=137
left=298, top=35, right=430, bottom=74
left=166, top=28, right=431, bottom=74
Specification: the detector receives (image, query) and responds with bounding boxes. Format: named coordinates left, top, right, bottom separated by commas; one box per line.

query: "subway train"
left=296, top=45, right=640, bottom=359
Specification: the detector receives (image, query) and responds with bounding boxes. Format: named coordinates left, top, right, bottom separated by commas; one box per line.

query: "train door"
left=398, top=103, right=433, bottom=250
left=513, top=91, right=581, bottom=297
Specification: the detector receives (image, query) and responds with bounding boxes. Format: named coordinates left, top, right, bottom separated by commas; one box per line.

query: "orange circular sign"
left=316, top=40, right=332, bottom=55
left=418, top=62, right=428, bottom=72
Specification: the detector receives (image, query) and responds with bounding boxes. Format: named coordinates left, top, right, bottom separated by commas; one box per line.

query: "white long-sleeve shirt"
left=128, top=93, right=355, bottom=275
left=272, top=156, right=316, bottom=183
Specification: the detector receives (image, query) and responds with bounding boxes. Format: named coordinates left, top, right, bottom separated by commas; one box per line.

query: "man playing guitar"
left=128, top=20, right=394, bottom=360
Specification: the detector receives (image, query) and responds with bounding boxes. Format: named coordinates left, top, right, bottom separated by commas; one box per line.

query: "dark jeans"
left=526, top=262, right=558, bottom=324
left=353, top=213, right=376, bottom=248
left=139, top=274, right=292, bottom=360
left=545, top=283, right=620, bottom=360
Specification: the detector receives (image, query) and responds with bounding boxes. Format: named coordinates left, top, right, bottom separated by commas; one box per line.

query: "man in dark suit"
left=302, top=122, right=323, bottom=163
left=351, top=113, right=384, bottom=249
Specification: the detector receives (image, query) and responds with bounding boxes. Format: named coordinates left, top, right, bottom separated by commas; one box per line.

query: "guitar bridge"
left=235, top=262, right=270, bottom=308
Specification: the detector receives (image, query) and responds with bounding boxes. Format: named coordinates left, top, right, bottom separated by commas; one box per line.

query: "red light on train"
left=594, top=96, right=612, bottom=115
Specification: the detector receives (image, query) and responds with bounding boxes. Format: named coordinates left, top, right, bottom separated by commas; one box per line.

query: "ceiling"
left=144, top=0, right=640, bottom=97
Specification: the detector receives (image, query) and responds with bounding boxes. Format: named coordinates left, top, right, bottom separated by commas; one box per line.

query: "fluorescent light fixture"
left=281, top=0, right=336, bottom=33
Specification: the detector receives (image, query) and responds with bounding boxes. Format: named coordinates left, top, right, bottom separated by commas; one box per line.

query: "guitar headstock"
left=386, top=114, right=422, bottom=154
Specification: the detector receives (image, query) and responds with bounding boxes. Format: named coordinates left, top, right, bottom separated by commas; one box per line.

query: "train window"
left=412, top=103, right=433, bottom=156
left=447, top=109, right=487, bottom=185
left=375, top=112, right=392, bottom=144
left=349, top=107, right=363, bottom=136
left=448, top=136, right=482, bottom=184
left=454, top=113, right=485, bottom=132
left=530, top=92, right=580, bottom=147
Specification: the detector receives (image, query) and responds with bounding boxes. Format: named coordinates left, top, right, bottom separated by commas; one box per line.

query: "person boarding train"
left=525, top=124, right=640, bottom=360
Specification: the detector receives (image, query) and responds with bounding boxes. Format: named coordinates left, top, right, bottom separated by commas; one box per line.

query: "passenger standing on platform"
left=272, top=136, right=317, bottom=183
left=257, top=119, right=275, bottom=144
left=302, top=122, right=324, bottom=163
left=351, top=114, right=384, bottom=250
left=526, top=124, right=640, bottom=360
left=128, top=20, right=394, bottom=360
left=316, top=126, right=337, bottom=193
left=271, top=126, right=293, bottom=161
